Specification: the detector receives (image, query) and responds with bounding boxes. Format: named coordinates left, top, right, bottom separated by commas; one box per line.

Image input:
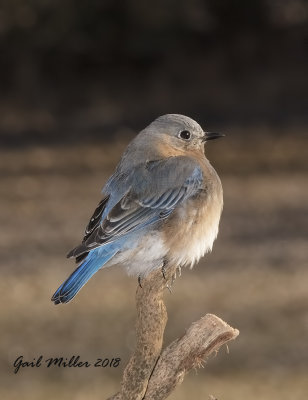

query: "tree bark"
left=107, top=266, right=239, bottom=400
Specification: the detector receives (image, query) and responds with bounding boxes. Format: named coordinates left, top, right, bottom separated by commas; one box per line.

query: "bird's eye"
left=179, top=130, right=191, bottom=140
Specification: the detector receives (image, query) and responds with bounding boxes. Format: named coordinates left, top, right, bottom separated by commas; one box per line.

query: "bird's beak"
left=202, top=132, right=225, bottom=142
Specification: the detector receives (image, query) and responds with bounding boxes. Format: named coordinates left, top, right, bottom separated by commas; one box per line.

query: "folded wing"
left=68, top=156, right=203, bottom=259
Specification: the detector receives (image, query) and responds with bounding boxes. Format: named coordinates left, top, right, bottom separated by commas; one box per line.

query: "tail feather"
left=52, top=245, right=119, bottom=304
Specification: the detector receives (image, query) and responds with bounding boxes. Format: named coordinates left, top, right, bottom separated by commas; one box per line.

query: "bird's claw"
left=161, top=261, right=167, bottom=280
left=171, top=272, right=176, bottom=286
left=170, top=265, right=182, bottom=286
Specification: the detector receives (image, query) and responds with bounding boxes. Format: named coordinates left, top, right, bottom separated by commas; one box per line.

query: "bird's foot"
left=166, top=283, right=172, bottom=294
left=161, top=261, right=167, bottom=280
left=171, top=272, right=176, bottom=286
left=170, top=265, right=182, bottom=286
left=138, top=275, right=143, bottom=288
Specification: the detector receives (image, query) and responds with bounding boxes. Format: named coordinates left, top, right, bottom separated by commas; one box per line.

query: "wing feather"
left=68, top=157, right=203, bottom=259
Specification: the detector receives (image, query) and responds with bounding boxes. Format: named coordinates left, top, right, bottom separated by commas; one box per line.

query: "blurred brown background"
left=1, top=1, right=308, bottom=399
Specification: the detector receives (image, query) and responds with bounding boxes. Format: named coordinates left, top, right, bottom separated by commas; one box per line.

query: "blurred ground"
left=1, top=129, right=308, bottom=399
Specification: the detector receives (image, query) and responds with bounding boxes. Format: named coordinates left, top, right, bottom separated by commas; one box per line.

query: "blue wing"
left=67, top=156, right=203, bottom=259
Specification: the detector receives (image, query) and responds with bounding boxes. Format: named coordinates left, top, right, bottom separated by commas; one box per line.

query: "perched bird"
left=52, top=114, right=224, bottom=304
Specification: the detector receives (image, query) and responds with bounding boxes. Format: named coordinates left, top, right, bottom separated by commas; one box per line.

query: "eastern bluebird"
left=52, top=114, right=224, bottom=304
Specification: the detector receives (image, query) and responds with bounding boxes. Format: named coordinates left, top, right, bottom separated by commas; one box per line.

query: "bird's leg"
left=138, top=275, right=143, bottom=288
left=166, top=283, right=172, bottom=294
left=170, top=265, right=182, bottom=286
left=171, top=270, right=177, bottom=286
left=161, top=259, right=167, bottom=280
left=161, top=259, right=173, bottom=293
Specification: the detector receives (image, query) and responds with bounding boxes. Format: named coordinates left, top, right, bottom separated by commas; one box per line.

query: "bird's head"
left=144, top=114, right=224, bottom=156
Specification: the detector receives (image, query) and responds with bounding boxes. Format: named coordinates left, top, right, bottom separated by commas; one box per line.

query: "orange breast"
left=163, top=186, right=223, bottom=267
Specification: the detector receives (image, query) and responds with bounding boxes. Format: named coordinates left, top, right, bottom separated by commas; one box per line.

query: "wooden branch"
left=107, top=266, right=239, bottom=400
left=143, top=314, right=239, bottom=399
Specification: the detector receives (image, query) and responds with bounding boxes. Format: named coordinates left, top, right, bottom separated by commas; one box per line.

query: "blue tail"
left=52, top=244, right=119, bottom=304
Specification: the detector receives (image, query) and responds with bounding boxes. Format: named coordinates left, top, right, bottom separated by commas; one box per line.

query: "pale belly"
left=109, top=231, right=168, bottom=277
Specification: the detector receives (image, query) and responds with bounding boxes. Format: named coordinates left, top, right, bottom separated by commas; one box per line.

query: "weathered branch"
left=143, top=314, right=239, bottom=399
left=107, top=266, right=239, bottom=400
